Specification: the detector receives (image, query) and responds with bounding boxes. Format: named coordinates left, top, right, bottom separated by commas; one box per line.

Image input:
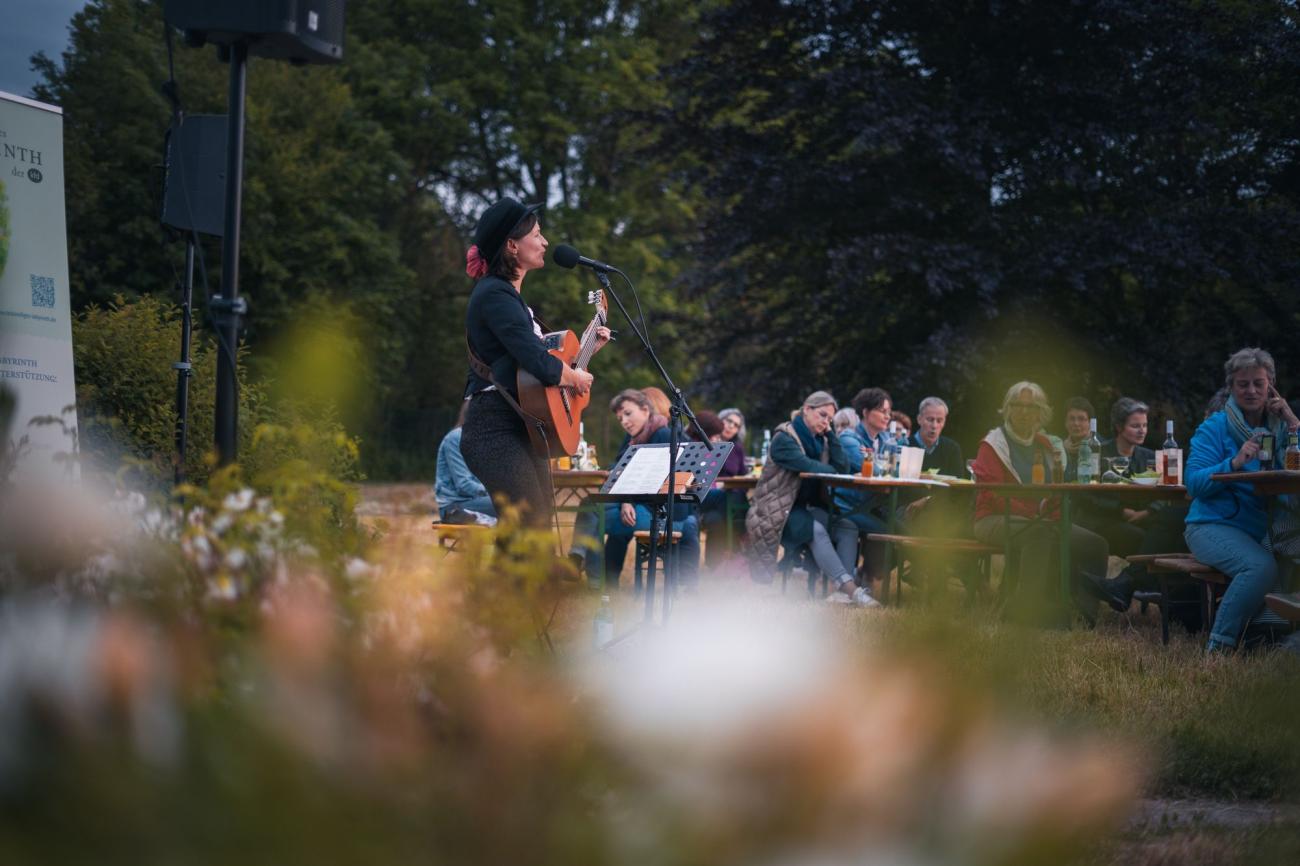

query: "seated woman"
left=434, top=403, right=496, bottom=523
left=642, top=385, right=673, bottom=419
left=1075, top=397, right=1156, bottom=557
left=1183, top=347, right=1300, bottom=653
left=695, top=411, right=748, bottom=566
left=571, top=389, right=701, bottom=588
left=833, top=407, right=858, bottom=437
left=971, top=381, right=1108, bottom=619
left=831, top=388, right=896, bottom=590
left=745, top=391, right=879, bottom=607
left=720, top=408, right=747, bottom=456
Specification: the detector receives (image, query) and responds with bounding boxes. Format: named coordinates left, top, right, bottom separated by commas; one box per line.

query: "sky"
left=0, top=0, right=89, bottom=99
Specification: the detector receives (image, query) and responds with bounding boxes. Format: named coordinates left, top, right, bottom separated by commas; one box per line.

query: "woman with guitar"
left=461, top=198, right=610, bottom=527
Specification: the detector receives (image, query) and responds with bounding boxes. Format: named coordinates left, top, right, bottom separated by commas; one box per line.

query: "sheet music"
left=609, top=447, right=671, bottom=495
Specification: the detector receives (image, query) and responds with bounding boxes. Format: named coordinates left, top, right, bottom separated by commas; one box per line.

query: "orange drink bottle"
left=1031, top=451, right=1046, bottom=485
left=860, top=447, right=874, bottom=477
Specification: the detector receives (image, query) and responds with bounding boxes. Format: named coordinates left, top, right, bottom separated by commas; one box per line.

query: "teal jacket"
left=769, top=425, right=850, bottom=546
left=1185, top=411, right=1268, bottom=540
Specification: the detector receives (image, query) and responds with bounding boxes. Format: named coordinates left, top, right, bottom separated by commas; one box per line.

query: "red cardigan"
left=971, top=429, right=1061, bottom=524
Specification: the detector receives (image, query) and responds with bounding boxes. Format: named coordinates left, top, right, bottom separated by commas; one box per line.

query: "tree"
left=669, top=0, right=1300, bottom=443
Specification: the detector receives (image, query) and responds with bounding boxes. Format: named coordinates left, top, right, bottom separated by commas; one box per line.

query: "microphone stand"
left=591, top=268, right=707, bottom=624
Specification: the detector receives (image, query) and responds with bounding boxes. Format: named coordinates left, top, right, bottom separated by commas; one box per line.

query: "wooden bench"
left=866, top=533, right=1000, bottom=604
left=633, top=529, right=684, bottom=593
left=431, top=521, right=491, bottom=554
left=1123, top=552, right=1199, bottom=645
left=1150, top=556, right=1229, bottom=641
left=1264, top=592, right=1300, bottom=623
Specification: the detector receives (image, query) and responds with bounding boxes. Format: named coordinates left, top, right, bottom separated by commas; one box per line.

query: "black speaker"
left=161, top=114, right=227, bottom=237
left=163, top=0, right=345, bottom=65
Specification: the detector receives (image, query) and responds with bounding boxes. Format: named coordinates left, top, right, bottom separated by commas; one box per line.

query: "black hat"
left=473, top=197, right=542, bottom=264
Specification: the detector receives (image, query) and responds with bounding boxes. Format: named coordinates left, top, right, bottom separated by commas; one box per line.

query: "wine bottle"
left=1162, top=421, right=1180, bottom=485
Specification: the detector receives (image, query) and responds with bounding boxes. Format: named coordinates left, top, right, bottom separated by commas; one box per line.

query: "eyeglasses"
left=1008, top=402, right=1039, bottom=411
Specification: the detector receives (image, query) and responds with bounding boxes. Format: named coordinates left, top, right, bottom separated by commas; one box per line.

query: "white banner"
left=0, top=91, right=78, bottom=480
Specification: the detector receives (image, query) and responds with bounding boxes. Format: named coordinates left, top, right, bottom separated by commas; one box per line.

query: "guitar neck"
left=573, top=316, right=604, bottom=371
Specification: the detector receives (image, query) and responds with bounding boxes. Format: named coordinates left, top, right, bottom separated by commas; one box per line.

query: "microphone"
left=552, top=244, right=616, bottom=272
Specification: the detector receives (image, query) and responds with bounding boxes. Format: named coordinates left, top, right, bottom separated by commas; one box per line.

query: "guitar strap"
left=465, top=337, right=547, bottom=436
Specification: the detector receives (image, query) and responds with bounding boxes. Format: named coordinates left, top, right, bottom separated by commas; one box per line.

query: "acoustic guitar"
left=517, top=290, right=609, bottom=458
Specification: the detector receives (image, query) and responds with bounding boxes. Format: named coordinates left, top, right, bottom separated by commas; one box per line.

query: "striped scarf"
left=1224, top=395, right=1287, bottom=450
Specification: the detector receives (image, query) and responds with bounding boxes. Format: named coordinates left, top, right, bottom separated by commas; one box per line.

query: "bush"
left=73, top=295, right=361, bottom=488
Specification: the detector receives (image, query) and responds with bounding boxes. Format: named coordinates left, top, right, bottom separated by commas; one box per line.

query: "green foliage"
left=865, top=610, right=1300, bottom=801
left=33, top=0, right=707, bottom=478
left=72, top=294, right=361, bottom=488
left=668, top=0, right=1300, bottom=442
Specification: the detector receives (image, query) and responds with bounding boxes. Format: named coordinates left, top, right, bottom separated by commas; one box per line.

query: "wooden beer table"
left=715, top=474, right=759, bottom=549
left=802, top=473, right=953, bottom=602
left=971, top=481, right=1187, bottom=602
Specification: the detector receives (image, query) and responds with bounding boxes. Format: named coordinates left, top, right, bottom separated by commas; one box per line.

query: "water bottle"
left=593, top=595, right=614, bottom=649
left=759, top=429, right=772, bottom=468
left=1077, top=441, right=1092, bottom=484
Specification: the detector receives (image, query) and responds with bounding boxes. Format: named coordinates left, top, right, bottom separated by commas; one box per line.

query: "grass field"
left=365, top=484, right=1300, bottom=864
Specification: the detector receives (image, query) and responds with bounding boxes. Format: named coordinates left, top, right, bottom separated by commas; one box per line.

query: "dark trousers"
left=460, top=391, right=553, bottom=529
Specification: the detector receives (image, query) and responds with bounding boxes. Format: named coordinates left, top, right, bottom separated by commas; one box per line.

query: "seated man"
left=570, top=389, right=701, bottom=587
left=435, top=407, right=496, bottom=523
left=912, top=396, right=965, bottom=477
left=1060, top=396, right=1094, bottom=481
left=896, top=396, right=967, bottom=538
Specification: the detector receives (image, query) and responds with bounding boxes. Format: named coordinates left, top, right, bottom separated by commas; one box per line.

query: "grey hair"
left=1109, top=397, right=1149, bottom=434
left=833, top=407, right=858, bottom=435
left=917, top=396, right=949, bottom=416
left=719, top=408, right=747, bottom=445
left=1224, top=347, right=1276, bottom=386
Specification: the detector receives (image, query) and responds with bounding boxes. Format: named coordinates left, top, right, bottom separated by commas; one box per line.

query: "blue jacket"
left=834, top=423, right=896, bottom=513
left=435, top=427, right=488, bottom=512
left=1185, top=411, right=1269, bottom=540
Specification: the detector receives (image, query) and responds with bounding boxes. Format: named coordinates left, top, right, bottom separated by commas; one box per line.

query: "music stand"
left=589, top=441, right=733, bottom=622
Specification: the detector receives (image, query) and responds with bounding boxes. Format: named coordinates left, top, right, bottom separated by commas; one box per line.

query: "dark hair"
left=489, top=212, right=538, bottom=283
left=1110, top=397, right=1149, bottom=434
left=1064, top=396, right=1095, bottom=417
left=891, top=410, right=912, bottom=434
left=455, top=400, right=470, bottom=428
left=851, top=387, right=892, bottom=418
left=610, top=388, right=652, bottom=415
left=692, top=410, right=724, bottom=442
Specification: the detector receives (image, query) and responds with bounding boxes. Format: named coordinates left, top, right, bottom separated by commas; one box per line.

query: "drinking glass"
left=1109, top=455, right=1130, bottom=477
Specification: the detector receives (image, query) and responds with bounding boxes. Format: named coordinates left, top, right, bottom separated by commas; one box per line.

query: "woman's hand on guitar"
left=595, top=326, right=612, bottom=346
left=620, top=503, right=637, bottom=526
left=561, top=366, right=594, bottom=395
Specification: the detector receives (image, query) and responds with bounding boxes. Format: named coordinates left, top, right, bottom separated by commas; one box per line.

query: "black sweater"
left=463, top=276, right=564, bottom=398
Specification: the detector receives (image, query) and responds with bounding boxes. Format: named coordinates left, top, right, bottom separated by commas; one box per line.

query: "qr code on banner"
left=30, top=275, right=55, bottom=308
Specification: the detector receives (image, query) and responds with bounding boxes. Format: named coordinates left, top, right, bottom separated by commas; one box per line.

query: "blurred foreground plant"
left=0, top=472, right=1146, bottom=866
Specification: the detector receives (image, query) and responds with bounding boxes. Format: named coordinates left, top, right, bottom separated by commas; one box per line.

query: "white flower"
left=211, top=514, right=234, bottom=536
left=344, top=557, right=373, bottom=580
left=224, top=547, right=248, bottom=570
left=222, top=488, right=255, bottom=512
left=140, top=508, right=166, bottom=534
left=187, top=506, right=207, bottom=527
left=207, top=575, right=239, bottom=601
